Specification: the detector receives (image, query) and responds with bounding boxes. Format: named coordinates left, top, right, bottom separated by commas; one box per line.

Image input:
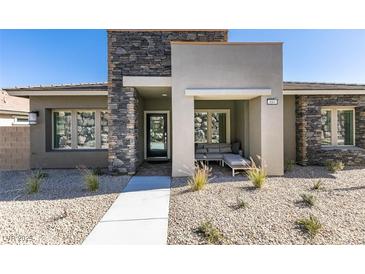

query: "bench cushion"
left=205, top=153, right=223, bottom=159
left=196, top=148, right=207, bottom=154
left=224, top=154, right=250, bottom=167
left=195, top=153, right=206, bottom=160
left=207, top=147, right=220, bottom=153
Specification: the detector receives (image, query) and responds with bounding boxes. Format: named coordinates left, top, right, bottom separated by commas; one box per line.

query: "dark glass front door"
left=146, top=113, right=168, bottom=159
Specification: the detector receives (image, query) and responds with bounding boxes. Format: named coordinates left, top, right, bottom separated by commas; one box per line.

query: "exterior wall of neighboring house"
left=296, top=95, right=365, bottom=165
left=108, top=30, right=228, bottom=174
left=0, top=114, right=15, bottom=126
left=283, top=95, right=296, bottom=163
left=29, top=95, right=108, bottom=169
left=0, top=90, right=29, bottom=126
left=171, top=43, right=283, bottom=176
left=0, top=126, right=30, bottom=170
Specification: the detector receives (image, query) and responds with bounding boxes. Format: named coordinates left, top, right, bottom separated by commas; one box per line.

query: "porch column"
left=260, top=94, right=284, bottom=176
left=171, top=87, right=195, bottom=177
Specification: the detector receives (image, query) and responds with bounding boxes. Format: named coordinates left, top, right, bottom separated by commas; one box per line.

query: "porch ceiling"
left=137, top=87, right=171, bottom=99
left=185, top=88, right=271, bottom=100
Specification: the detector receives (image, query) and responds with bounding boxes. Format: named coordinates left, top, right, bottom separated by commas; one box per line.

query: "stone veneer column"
left=108, top=85, right=140, bottom=174
left=295, top=95, right=309, bottom=165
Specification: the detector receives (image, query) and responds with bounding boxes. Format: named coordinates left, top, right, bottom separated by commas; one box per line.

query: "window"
left=77, top=111, right=96, bottom=148
left=194, top=112, right=208, bottom=143
left=194, top=109, right=230, bottom=144
left=53, top=109, right=108, bottom=150
left=53, top=111, right=72, bottom=149
left=321, top=110, right=332, bottom=145
left=13, top=116, right=29, bottom=125
left=321, top=107, right=354, bottom=146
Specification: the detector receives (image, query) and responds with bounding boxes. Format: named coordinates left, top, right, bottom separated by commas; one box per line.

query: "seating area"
left=195, top=143, right=251, bottom=176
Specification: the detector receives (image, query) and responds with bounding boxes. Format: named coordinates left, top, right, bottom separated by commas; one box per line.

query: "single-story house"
left=0, top=89, right=29, bottom=126
left=4, top=30, right=365, bottom=176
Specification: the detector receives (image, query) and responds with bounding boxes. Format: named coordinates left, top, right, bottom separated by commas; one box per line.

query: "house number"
left=267, top=98, right=278, bottom=105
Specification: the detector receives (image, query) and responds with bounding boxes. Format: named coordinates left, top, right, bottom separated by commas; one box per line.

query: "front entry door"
left=146, top=113, right=168, bottom=159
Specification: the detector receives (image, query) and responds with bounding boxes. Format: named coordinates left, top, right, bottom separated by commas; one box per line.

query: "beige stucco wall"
left=29, top=96, right=108, bottom=169
left=171, top=43, right=283, bottom=176
left=283, top=95, right=296, bottom=163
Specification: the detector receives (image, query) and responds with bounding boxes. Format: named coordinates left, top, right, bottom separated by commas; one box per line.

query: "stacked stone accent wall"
left=296, top=95, right=365, bottom=166
left=108, top=30, right=227, bottom=174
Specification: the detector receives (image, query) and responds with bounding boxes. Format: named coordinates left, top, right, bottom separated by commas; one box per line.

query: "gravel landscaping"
left=0, top=169, right=130, bottom=244
left=168, top=165, right=365, bottom=244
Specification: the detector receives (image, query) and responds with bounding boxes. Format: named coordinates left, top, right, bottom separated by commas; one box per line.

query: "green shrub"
left=85, top=172, right=99, bottom=192
left=196, top=221, right=225, bottom=244
left=78, top=166, right=100, bottom=191
left=285, top=160, right=295, bottom=172
left=247, top=157, right=267, bottom=189
left=188, top=162, right=211, bottom=191
left=300, top=193, right=315, bottom=207
left=236, top=196, right=249, bottom=209
left=326, top=160, right=344, bottom=173
left=296, top=215, right=322, bottom=238
left=33, top=169, right=48, bottom=180
left=26, top=176, right=41, bottom=194
left=92, top=167, right=104, bottom=176
left=312, top=180, right=322, bottom=190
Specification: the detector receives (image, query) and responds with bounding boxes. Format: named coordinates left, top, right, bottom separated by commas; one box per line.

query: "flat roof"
left=3, top=81, right=365, bottom=96
left=2, top=82, right=108, bottom=92
left=284, top=81, right=365, bottom=90
left=107, top=29, right=227, bottom=32
left=170, top=41, right=283, bottom=45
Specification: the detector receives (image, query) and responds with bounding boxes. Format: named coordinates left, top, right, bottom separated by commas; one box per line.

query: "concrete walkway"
left=83, top=176, right=171, bottom=245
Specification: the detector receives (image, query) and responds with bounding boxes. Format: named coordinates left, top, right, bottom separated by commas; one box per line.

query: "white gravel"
left=168, top=165, right=365, bottom=244
left=0, top=169, right=130, bottom=244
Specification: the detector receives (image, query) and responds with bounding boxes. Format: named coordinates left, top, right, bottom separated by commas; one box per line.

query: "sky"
left=1, top=29, right=365, bottom=87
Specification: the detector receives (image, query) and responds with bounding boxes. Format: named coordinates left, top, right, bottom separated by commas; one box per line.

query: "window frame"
left=194, top=109, right=230, bottom=144
left=321, top=106, right=355, bottom=147
left=12, top=116, right=29, bottom=125
left=52, top=109, right=107, bottom=150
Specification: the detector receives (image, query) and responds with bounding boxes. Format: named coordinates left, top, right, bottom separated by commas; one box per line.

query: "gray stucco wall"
left=171, top=43, right=283, bottom=176
left=29, top=96, right=108, bottom=169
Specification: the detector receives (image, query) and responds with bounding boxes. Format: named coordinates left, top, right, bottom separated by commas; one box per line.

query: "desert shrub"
left=300, top=193, right=315, bottom=207
left=188, top=162, right=211, bottom=191
left=85, top=172, right=99, bottom=191
left=236, top=196, right=249, bottom=209
left=51, top=208, right=68, bottom=222
left=78, top=166, right=100, bottom=191
left=312, top=180, right=322, bottom=190
left=196, top=221, right=225, bottom=244
left=285, top=160, right=295, bottom=172
left=326, top=160, right=344, bottom=173
left=26, top=176, right=41, bottom=194
left=296, top=215, right=322, bottom=237
left=33, top=169, right=48, bottom=180
left=247, top=157, right=267, bottom=189
left=92, top=167, right=105, bottom=176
